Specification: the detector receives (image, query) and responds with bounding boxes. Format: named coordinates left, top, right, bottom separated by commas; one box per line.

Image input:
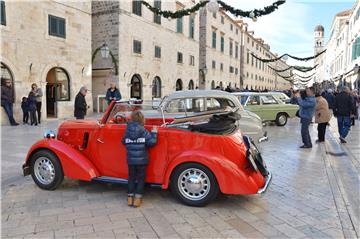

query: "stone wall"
left=1, top=1, right=92, bottom=124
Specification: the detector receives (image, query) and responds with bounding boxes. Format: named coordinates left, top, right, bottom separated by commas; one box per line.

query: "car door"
left=245, top=95, right=262, bottom=118
left=259, top=95, right=279, bottom=121
left=93, top=123, right=128, bottom=179
left=93, top=116, right=169, bottom=184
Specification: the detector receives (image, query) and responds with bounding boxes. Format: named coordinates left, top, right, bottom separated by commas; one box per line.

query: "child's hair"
left=22, top=97, right=27, bottom=101
left=131, top=110, right=145, bottom=125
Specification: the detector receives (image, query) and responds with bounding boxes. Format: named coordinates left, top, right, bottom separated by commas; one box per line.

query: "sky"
left=224, top=0, right=355, bottom=65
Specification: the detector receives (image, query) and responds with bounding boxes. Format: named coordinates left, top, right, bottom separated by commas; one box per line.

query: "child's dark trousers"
left=128, top=165, right=146, bottom=197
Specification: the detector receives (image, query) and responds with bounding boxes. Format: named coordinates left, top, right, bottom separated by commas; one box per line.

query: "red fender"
left=25, top=139, right=99, bottom=181
left=162, top=150, right=265, bottom=194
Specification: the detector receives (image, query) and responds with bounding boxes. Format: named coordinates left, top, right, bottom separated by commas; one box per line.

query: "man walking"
left=334, top=86, right=354, bottom=143
left=294, top=87, right=316, bottom=148
left=74, top=86, right=88, bottom=120
left=1, top=79, right=19, bottom=126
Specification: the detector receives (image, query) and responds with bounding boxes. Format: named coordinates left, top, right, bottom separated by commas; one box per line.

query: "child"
left=28, top=92, right=38, bottom=126
left=21, top=97, right=29, bottom=124
left=122, top=110, right=157, bottom=207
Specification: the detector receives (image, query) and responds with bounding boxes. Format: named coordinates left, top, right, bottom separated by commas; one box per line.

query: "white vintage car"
left=158, top=90, right=267, bottom=143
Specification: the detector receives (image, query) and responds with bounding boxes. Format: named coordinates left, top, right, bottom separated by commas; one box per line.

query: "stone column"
left=198, top=6, right=207, bottom=90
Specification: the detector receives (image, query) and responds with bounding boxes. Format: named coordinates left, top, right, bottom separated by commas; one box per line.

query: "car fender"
left=162, top=150, right=264, bottom=194
left=25, top=139, right=99, bottom=181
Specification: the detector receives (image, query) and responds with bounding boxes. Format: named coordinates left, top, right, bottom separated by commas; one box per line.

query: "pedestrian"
left=294, top=87, right=316, bottom=148
left=21, top=97, right=29, bottom=124
left=122, top=110, right=157, bottom=208
left=324, top=89, right=335, bottom=110
left=105, top=82, right=121, bottom=105
left=351, top=90, right=359, bottom=125
left=315, top=94, right=331, bottom=143
left=74, top=86, right=88, bottom=120
left=30, top=83, right=43, bottom=124
left=28, top=91, right=38, bottom=126
left=1, top=79, right=19, bottom=126
left=334, top=86, right=354, bottom=143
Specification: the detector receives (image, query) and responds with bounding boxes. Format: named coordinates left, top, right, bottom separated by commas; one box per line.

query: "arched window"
left=219, top=81, right=223, bottom=89
left=152, top=76, right=161, bottom=98
left=1, top=62, right=15, bottom=102
left=45, top=67, right=70, bottom=117
left=176, top=79, right=183, bottom=91
left=131, top=74, right=142, bottom=99
left=188, top=79, right=194, bottom=90
left=211, top=80, right=215, bottom=89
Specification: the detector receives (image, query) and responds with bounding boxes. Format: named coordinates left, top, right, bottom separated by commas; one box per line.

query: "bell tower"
left=314, top=25, right=325, bottom=55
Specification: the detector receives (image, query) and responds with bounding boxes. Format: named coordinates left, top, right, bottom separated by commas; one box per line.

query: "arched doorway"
left=211, top=80, right=215, bottom=89
left=176, top=79, right=183, bottom=91
left=188, top=80, right=194, bottom=90
left=1, top=62, right=15, bottom=101
left=152, top=76, right=161, bottom=98
left=219, top=81, right=223, bottom=89
left=46, top=67, right=70, bottom=118
left=130, top=74, right=142, bottom=99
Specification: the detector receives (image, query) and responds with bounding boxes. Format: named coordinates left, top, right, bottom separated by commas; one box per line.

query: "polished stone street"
left=1, top=117, right=359, bottom=239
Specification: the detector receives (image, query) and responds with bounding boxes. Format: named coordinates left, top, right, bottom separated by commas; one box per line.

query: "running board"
left=92, top=176, right=162, bottom=188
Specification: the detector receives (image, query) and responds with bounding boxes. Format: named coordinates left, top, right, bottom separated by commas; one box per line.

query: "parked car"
left=22, top=102, right=271, bottom=206
left=159, top=90, right=267, bottom=143
left=233, top=92, right=299, bottom=126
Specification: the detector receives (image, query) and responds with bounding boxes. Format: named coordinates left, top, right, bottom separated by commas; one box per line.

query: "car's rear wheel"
left=30, top=150, right=64, bottom=190
left=170, top=163, right=219, bottom=207
left=275, top=113, right=288, bottom=126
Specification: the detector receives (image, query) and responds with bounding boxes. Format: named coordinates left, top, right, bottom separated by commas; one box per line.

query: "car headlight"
left=44, top=130, right=56, bottom=139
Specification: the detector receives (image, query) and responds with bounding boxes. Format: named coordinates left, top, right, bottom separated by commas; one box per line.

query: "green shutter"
left=0, top=1, right=6, bottom=26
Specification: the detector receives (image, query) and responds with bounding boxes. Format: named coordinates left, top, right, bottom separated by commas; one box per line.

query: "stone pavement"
left=1, top=117, right=359, bottom=238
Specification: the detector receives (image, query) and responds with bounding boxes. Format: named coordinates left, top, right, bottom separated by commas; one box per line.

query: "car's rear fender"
left=24, top=139, right=100, bottom=181
left=162, top=150, right=265, bottom=194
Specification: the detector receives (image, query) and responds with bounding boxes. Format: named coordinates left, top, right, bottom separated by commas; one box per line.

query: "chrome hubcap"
left=178, top=168, right=210, bottom=201
left=278, top=115, right=286, bottom=125
left=34, top=157, right=55, bottom=185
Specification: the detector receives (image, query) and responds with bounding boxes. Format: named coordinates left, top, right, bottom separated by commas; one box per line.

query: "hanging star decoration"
left=141, top=0, right=286, bottom=19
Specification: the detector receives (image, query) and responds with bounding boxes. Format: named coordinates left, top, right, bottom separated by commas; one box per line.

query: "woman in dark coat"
left=74, top=86, right=88, bottom=120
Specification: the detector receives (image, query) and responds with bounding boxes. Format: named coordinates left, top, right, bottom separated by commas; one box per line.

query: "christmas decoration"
left=141, top=0, right=285, bottom=19
left=252, top=49, right=326, bottom=63
left=268, top=64, right=318, bottom=73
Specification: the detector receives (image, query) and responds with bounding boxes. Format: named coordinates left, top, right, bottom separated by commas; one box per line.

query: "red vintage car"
left=22, top=102, right=271, bottom=206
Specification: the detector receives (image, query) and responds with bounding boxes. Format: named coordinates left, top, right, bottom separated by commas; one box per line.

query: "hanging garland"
left=141, top=1, right=208, bottom=19
left=252, top=49, right=326, bottom=63
left=141, top=0, right=285, bottom=19
left=268, top=64, right=318, bottom=73
left=275, top=72, right=316, bottom=82
left=217, top=0, right=285, bottom=19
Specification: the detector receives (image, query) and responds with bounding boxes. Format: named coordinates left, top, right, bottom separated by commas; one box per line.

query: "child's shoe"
left=133, top=197, right=142, bottom=208
left=127, top=195, right=134, bottom=206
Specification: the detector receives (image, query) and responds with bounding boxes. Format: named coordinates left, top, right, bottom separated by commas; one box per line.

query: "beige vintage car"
left=159, top=90, right=267, bottom=143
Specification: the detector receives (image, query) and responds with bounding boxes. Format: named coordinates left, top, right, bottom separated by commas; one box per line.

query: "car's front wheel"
left=170, top=163, right=219, bottom=207
left=30, top=150, right=64, bottom=190
left=275, top=113, right=288, bottom=126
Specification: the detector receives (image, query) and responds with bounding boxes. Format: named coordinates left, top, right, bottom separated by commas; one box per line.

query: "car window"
left=260, top=95, right=278, bottom=105
left=239, top=96, right=248, bottom=105
left=248, top=95, right=260, bottom=105
left=206, top=98, right=235, bottom=111
left=166, top=98, right=205, bottom=113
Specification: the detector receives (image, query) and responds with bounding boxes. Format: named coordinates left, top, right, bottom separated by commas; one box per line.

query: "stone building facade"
left=1, top=1, right=92, bottom=124
left=92, top=0, right=200, bottom=107
left=242, top=27, right=291, bottom=91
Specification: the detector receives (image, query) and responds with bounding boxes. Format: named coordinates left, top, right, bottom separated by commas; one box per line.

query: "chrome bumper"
left=258, top=131, right=268, bottom=143
left=257, top=172, right=272, bottom=194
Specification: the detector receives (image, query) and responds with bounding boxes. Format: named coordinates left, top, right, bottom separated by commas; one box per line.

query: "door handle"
left=97, top=138, right=104, bottom=144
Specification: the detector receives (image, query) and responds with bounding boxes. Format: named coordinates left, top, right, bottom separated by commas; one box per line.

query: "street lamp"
left=100, top=43, right=110, bottom=59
